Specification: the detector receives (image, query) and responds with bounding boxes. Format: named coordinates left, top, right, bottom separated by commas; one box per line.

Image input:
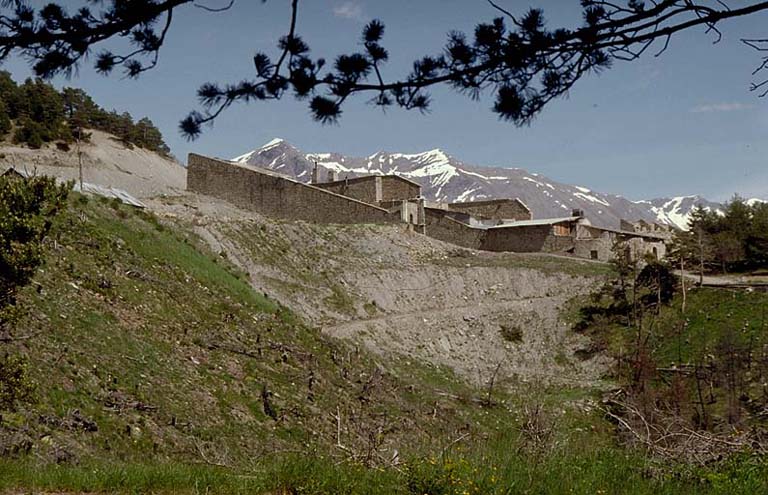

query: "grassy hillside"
left=1, top=194, right=767, bottom=493
left=2, top=195, right=527, bottom=465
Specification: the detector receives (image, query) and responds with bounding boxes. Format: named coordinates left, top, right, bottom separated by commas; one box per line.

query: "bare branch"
left=193, top=0, right=235, bottom=12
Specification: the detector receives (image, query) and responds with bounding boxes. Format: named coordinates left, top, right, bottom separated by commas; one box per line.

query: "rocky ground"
left=150, top=193, right=613, bottom=389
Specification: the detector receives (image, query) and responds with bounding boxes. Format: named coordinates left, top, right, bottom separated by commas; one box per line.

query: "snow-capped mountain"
left=640, top=196, right=724, bottom=228
left=230, top=139, right=763, bottom=230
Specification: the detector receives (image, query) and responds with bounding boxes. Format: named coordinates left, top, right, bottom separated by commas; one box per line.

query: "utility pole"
left=77, top=126, right=83, bottom=191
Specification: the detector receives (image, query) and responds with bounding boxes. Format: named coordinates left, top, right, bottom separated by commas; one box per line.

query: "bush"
left=12, top=120, right=45, bottom=149
left=499, top=324, right=523, bottom=343
left=0, top=101, right=10, bottom=137
left=0, top=175, right=70, bottom=324
left=54, top=141, right=70, bottom=152
left=0, top=354, right=35, bottom=411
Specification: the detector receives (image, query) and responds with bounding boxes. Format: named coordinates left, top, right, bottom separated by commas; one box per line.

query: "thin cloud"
left=333, top=1, right=364, bottom=21
left=690, top=102, right=755, bottom=113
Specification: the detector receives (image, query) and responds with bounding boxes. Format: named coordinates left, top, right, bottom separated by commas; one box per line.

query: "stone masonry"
left=187, top=154, right=397, bottom=225
left=448, top=199, right=532, bottom=221
left=186, top=153, right=668, bottom=262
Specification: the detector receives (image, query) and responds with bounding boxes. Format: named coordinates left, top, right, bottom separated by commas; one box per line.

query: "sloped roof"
left=486, top=216, right=582, bottom=229
left=449, top=198, right=529, bottom=212
left=581, top=224, right=667, bottom=240
left=317, top=174, right=422, bottom=189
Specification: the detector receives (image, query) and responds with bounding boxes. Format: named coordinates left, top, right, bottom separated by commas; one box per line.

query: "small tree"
left=610, top=238, right=637, bottom=326
left=0, top=175, right=68, bottom=412
left=635, top=261, right=677, bottom=310
left=0, top=174, right=70, bottom=329
left=0, top=354, right=36, bottom=411
left=0, top=100, right=11, bottom=137
left=686, top=205, right=716, bottom=282
left=746, top=202, right=768, bottom=267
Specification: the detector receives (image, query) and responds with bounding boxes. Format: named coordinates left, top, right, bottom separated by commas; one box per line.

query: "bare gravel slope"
left=0, top=130, right=186, bottom=198
left=153, top=193, right=613, bottom=389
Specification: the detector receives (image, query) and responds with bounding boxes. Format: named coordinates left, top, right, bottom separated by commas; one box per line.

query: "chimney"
left=572, top=209, right=584, bottom=218
left=327, top=170, right=337, bottom=182
left=311, top=161, right=319, bottom=184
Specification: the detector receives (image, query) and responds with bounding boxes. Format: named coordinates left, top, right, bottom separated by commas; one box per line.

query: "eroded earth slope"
left=152, top=194, right=613, bottom=389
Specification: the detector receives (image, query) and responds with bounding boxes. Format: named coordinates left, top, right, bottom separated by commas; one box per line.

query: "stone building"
left=313, top=174, right=425, bottom=227
left=484, top=216, right=584, bottom=253
left=575, top=225, right=666, bottom=261
left=423, top=207, right=486, bottom=250
left=314, top=175, right=421, bottom=205
left=187, top=153, right=425, bottom=228
left=186, top=153, right=668, bottom=263
left=484, top=215, right=667, bottom=261
left=620, top=219, right=674, bottom=240
left=447, top=198, right=532, bottom=222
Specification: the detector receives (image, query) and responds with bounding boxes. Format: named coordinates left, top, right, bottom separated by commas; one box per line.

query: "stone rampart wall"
left=187, top=154, right=396, bottom=224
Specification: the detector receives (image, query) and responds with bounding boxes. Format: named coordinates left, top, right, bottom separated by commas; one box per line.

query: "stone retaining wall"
left=187, top=154, right=397, bottom=225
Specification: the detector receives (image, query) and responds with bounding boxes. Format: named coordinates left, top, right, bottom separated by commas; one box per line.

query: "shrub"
left=0, top=174, right=70, bottom=325
left=499, top=324, right=523, bottom=343
left=0, top=354, right=35, bottom=411
left=54, top=141, right=70, bottom=152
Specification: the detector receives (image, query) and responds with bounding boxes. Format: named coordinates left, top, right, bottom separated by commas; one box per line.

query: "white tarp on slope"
left=4, top=166, right=146, bottom=208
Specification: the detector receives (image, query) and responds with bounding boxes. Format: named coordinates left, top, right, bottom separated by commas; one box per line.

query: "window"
left=553, top=224, right=571, bottom=237
left=652, top=247, right=658, bottom=259
left=409, top=213, right=415, bottom=224
left=590, top=250, right=598, bottom=260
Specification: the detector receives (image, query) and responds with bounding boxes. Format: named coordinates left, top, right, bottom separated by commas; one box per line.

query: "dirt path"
left=676, top=270, right=768, bottom=289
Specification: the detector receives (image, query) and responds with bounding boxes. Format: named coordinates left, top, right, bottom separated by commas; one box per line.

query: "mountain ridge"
left=232, top=139, right=763, bottom=230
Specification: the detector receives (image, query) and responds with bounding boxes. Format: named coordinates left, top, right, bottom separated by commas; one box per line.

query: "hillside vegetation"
left=572, top=253, right=768, bottom=466
left=2, top=194, right=522, bottom=464
left=0, top=179, right=766, bottom=493
left=675, top=198, right=768, bottom=274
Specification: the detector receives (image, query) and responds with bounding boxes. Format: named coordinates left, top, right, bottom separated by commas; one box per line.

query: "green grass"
left=579, top=286, right=768, bottom=367
left=1, top=442, right=767, bottom=494
left=651, top=288, right=768, bottom=366
left=3, top=195, right=768, bottom=493
left=0, top=195, right=546, bottom=468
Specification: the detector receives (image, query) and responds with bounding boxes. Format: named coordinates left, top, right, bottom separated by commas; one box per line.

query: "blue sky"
left=3, top=0, right=767, bottom=201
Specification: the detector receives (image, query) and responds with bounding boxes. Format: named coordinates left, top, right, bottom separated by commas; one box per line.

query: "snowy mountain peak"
left=232, top=138, right=293, bottom=163
left=647, top=195, right=723, bottom=230
left=231, top=149, right=257, bottom=164
left=261, top=137, right=284, bottom=149
left=390, top=148, right=450, bottom=164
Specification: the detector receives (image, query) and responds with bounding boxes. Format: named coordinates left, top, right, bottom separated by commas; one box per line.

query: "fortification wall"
left=484, top=226, right=574, bottom=253
left=315, top=178, right=380, bottom=204
left=424, top=209, right=484, bottom=250
left=381, top=177, right=420, bottom=201
left=187, top=154, right=396, bottom=224
left=449, top=199, right=531, bottom=221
